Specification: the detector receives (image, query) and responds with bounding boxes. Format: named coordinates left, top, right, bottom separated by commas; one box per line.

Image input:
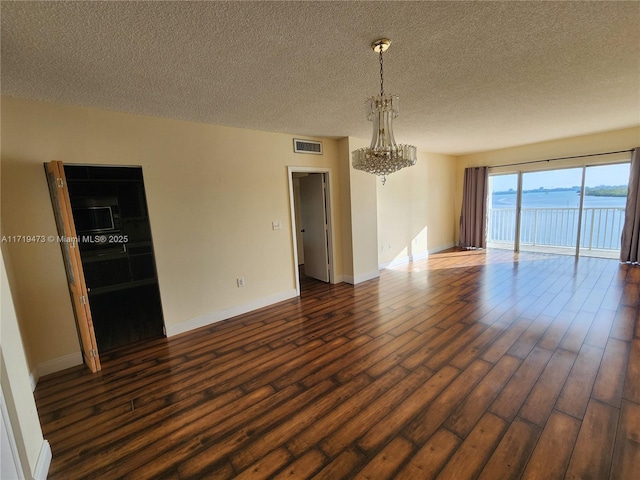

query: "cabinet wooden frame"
left=45, top=160, right=101, bottom=372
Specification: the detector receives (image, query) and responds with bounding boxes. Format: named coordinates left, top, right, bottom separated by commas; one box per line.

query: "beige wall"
left=338, top=138, right=354, bottom=279
left=377, top=151, right=457, bottom=266
left=1, top=250, right=48, bottom=478
left=344, top=137, right=380, bottom=283
left=1, top=97, right=345, bottom=372
left=455, top=127, right=640, bottom=240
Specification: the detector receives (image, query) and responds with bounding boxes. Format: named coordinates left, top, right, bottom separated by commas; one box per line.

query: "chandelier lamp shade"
left=352, top=38, right=417, bottom=184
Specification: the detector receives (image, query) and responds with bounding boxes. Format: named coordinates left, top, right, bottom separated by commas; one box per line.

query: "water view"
left=491, top=189, right=627, bottom=210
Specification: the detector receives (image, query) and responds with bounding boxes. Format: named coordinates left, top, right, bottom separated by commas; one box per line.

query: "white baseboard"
left=379, top=259, right=403, bottom=270
left=343, top=270, right=380, bottom=285
left=431, top=243, right=456, bottom=254
left=33, top=440, right=51, bottom=480
left=379, top=244, right=455, bottom=270
left=37, top=352, right=83, bottom=379
left=33, top=290, right=301, bottom=378
left=379, top=254, right=412, bottom=270
left=379, top=250, right=428, bottom=270
left=412, top=250, right=431, bottom=261
left=29, top=370, right=38, bottom=393
left=166, top=289, right=298, bottom=337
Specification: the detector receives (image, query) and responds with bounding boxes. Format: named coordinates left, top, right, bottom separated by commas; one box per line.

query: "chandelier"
left=352, top=38, right=417, bottom=185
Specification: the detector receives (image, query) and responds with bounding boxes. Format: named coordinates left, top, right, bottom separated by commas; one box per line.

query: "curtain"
left=620, top=147, right=640, bottom=263
left=459, top=166, right=489, bottom=249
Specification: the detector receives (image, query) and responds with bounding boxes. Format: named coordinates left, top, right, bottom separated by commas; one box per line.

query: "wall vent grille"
left=294, top=139, right=323, bottom=155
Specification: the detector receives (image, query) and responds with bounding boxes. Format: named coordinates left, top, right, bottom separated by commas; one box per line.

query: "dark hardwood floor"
left=35, top=249, right=640, bottom=479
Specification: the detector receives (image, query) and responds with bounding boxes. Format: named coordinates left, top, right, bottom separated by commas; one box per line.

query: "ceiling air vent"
left=294, top=139, right=323, bottom=155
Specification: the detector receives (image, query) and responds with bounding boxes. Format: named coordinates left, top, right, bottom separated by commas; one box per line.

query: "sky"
left=490, top=163, right=630, bottom=192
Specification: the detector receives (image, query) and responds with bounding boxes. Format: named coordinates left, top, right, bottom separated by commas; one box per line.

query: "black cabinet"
left=81, top=246, right=157, bottom=294
left=65, top=165, right=164, bottom=352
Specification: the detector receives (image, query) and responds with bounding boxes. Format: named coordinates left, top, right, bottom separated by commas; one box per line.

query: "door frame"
left=287, top=166, right=336, bottom=295
left=1, top=385, right=24, bottom=479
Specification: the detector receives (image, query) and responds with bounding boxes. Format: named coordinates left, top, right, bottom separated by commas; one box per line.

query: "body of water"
left=491, top=190, right=627, bottom=209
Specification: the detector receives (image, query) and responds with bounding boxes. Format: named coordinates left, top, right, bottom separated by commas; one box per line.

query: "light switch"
left=272, top=221, right=281, bottom=230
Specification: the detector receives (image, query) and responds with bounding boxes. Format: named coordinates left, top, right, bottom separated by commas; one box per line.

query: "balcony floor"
left=488, top=242, right=620, bottom=259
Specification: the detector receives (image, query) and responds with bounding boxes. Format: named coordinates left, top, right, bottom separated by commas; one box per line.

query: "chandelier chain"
left=379, top=48, right=384, bottom=96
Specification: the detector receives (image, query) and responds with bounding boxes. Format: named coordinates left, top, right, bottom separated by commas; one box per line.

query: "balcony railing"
left=488, top=207, right=625, bottom=251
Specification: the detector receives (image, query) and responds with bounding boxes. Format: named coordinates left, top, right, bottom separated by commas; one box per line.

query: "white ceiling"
left=2, top=1, right=639, bottom=155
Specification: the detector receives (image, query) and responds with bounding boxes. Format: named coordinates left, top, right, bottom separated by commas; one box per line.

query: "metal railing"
left=488, top=207, right=625, bottom=251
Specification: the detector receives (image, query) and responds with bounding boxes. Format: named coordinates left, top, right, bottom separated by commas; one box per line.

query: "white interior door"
left=299, top=173, right=330, bottom=282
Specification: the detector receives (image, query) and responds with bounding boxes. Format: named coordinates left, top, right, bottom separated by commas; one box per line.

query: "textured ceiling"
left=2, top=1, right=639, bottom=155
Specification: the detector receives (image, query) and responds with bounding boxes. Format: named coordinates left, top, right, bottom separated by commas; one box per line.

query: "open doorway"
left=288, top=167, right=335, bottom=294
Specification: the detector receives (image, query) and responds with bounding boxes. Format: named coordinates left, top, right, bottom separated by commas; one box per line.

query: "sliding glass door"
left=487, top=162, right=630, bottom=258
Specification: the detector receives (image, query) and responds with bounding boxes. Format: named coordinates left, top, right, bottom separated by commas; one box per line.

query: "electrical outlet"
left=237, top=277, right=245, bottom=287
left=272, top=221, right=281, bottom=230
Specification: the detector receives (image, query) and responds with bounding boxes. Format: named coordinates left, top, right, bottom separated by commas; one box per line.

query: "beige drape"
left=459, top=166, right=488, bottom=249
left=620, top=147, right=640, bottom=264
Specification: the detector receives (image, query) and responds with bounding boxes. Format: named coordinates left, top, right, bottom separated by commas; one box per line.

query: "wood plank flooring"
left=35, top=249, right=640, bottom=479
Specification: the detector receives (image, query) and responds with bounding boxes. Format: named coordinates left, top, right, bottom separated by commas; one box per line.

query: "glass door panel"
left=487, top=174, right=519, bottom=251
left=519, top=168, right=583, bottom=256
left=580, top=163, right=630, bottom=258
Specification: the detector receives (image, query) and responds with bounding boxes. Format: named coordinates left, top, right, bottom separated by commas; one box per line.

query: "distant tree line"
left=584, top=185, right=627, bottom=197
left=493, top=185, right=627, bottom=197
